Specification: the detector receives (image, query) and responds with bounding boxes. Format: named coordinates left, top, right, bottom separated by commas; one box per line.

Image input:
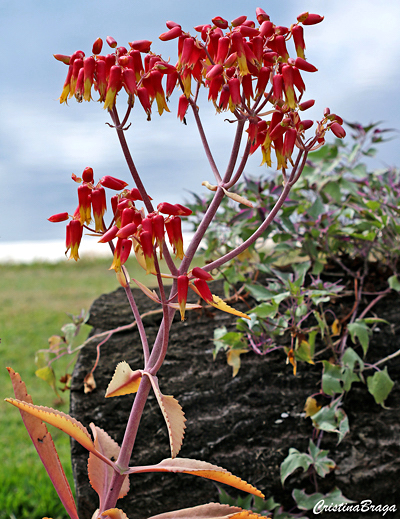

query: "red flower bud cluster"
left=48, top=169, right=193, bottom=281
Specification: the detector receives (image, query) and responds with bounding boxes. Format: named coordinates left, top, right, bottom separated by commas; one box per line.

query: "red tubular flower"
left=69, top=58, right=83, bottom=98
left=274, top=135, right=286, bottom=170
left=83, top=56, right=96, bottom=101
left=150, top=70, right=170, bottom=116
left=292, top=66, right=305, bottom=94
left=165, top=216, right=184, bottom=259
left=91, top=187, right=106, bottom=231
left=208, top=76, right=224, bottom=102
left=242, top=74, right=253, bottom=103
left=193, top=278, right=213, bottom=305
left=100, top=175, right=128, bottom=191
left=177, top=94, right=189, bottom=122
left=123, top=68, right=137, bottom=99
left=141, top=217, right=153, bottom=235
left=110, top=238, right=132, bottom=272
left=231, top=32, right=248, bottom=75
left=95, top=60, right=107, bottom=102
left=48, top=212, right=69, bottom=223
left=219, top=84, right=231, bottom=111
left=177, top=275, right=189, bottom=321
left=77, top=184, right=92, bottom=224
left=255, top=66, right=270, bottom=97
left=180, top=37, right=195, bottom=67
left=291, top=25, right=305, bottom=59
left=137, top=87, right=152, bottom=120
left=192, top=267, right=213, bottom=281
left=228, top=78, right=241, bottom=109
left=59, top=63, right=73, bottom=103
left=274, top=35, right=289, bottom=62
left=252, top=36, right=264, bottom=64
left=104, top=65, right=123, bottom=110
left=152, top=214, right=165, bottom=257
left=140, top=230, right=155, bottom=274
left=282, top=64, right=296, bottom=109
left=272, top=73, right=284, bottom=102
left=283, top=128, right=298, bottom=160
left=216, top=37, right=230, bottom=65
left=75, top=68, right=85, bottom=101
left=166, top=69, right=179, bottom=98
left=121, top=207, right=137, bottom=227
left=66, top=219, right=83, bottom=261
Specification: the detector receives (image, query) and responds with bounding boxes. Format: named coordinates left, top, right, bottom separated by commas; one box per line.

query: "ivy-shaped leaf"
left=145, top=374, right=186, bottom=458
left=280, top=448, right=312, bottom=486
left=307, top=440, right=336, bottom=478
left=105, top=362, right=143, bottom=398
left=367, top=367, right=394, bottom=407
left=128, top=458, right=264, bottom=498
left=347, top=321, right=371, bottom=355
left=293, top=487, right=354, bottom=511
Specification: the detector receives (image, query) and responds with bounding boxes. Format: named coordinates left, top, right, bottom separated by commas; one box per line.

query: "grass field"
left=0, top=255, right=163, bottom=519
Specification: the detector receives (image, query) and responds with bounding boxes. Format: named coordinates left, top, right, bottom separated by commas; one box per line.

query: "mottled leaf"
left=128, top=458, right=264, bottom=498
left=105, top=362, right=142, bottom=398
left=145, top=373, right=186, bottom=458
left=304, top=397, right=321, bottom=418
left=6, top=368, right=79, bottom=519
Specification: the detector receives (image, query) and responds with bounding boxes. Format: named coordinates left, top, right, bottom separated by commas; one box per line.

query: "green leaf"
left=308, top=440, right=336, bottom=478
left=367, top=367, right=394, bottom=407
left=311, top=397, right=349, bottom=442
left=308, top=196, right=325, bottom=220
left=342, top=347, right=364, bottom=371
left=322, top=361, right=344, bottom=396
left=347, top=321, right=371, bottom=355
left=280, top=448, right=312, bottom=485
left=251, top=302, right=279, bottom=318
left=245, top=284, right=276, bottom=302
left=293, top=487, right=354, bottom=511
left=388, top=275, right=400, bottom=292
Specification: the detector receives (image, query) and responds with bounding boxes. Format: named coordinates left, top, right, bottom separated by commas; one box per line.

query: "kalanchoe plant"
left=6, top=9, right=345, bottom=519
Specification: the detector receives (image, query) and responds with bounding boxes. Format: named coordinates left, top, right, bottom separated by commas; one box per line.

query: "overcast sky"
left=1, top=0, right=399, bottom=245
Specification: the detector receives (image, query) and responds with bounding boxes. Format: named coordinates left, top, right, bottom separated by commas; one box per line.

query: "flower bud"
left=92, top=38, right=103, bottom=55
left=129, top=40, right=152, bottom=53
left=159, top=26, right=182, bottom=41
left=231, top=15, right=247, bottom=27
left=330, top=122, right=346, bottom=138
left=116, top=222, right=138, bottom=238
left=298, top=12, right=324, bottom=25
left=98, top=225, right=119, bottom=243
left=106, top=36, right=117, bottom=48
left=48, top=212, right=69, bottom=223
left=212, top=16, right=228, bottom=30
left=192, top=267, right=213, bottom=281
left=259, top=20, right=274, bottom=38
left=299, top=99, right=315, bottom=111
left=82, top=167, right=94, bottom=183
left=100, top=175, right=128, bottom=190
left=256, top=7, right=270, bottom=23
left=294, top=57, right=317, bottom=73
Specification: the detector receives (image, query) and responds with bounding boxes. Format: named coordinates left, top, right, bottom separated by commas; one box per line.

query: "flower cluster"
left=48, top=168, right=192, bottom=286
left=56, top=8, right=345, bottom=169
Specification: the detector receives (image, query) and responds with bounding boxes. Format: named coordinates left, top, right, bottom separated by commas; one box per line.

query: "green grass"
left=0, top=257, right=124, bottom=518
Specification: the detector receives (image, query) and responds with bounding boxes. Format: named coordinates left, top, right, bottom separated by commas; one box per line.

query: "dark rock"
left=70, top=282, right=400, bottom=519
